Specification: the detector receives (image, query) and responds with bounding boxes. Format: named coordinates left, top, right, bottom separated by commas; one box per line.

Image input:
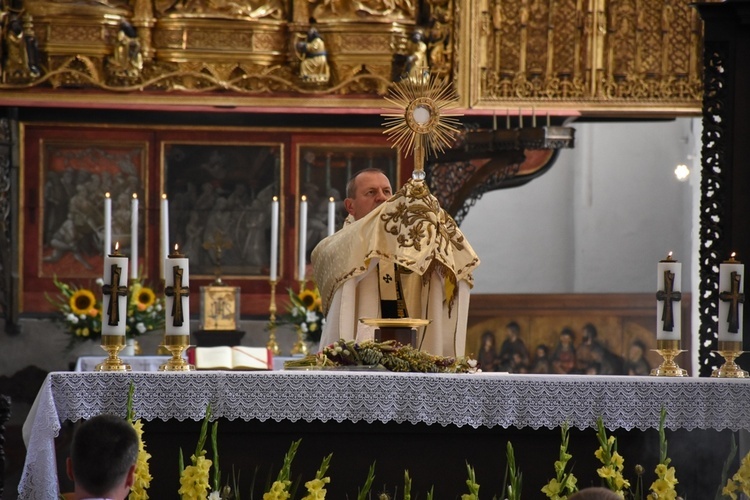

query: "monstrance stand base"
left=159, top=334, right=195, bottom=371
left=95, top=335, right=131, bottom=372
left=650, top=340, right=687, bottom=377
left=712, top=341, right=748, bottom=378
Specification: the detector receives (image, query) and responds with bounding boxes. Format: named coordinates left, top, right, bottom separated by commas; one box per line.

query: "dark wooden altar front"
left=52, top=417, right=733, bottom=498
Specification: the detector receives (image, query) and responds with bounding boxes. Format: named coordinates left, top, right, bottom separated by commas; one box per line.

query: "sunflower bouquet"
left=277, top=286, right=325, bottom=343
left=47, top=275, right=165, bottom=347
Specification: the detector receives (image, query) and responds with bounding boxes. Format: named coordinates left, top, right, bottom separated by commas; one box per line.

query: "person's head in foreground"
left=568, top=487, right=624, bottom=499
left=67, top=413, right=138, bottom=500
left=344, top=167, right=393, bottom=221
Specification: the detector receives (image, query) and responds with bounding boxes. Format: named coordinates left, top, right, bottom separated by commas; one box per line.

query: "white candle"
left=102, top=244, right=129, bottom=336
left=327, top=196, right=335, bottom=236
left=103, top=192, right=112, bottom=260
left=130, top=193, right=138, bottom=280
left=165, top=245, right=190, bottom=335
left=656, top=252, right=682, bottom=341
left=270, top=196, right=279, bottom=281
left=161, top=194, right=169, bottom=280
left=298, top=195, right=307, bottom=281
left=719, top=253, right=744, bottom=342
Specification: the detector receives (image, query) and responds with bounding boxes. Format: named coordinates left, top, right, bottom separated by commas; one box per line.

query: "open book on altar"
left=192, top=346, right=272, bottom=370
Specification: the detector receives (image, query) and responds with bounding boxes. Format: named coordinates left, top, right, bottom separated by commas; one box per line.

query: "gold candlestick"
left=290, top=280, right=309, bottom=355
left=158, top=334, right=194, bottom=371
left=290, top=325, right=308, bottom=356
left=712, top=341, right=748, bottom=378
left=95, top=335, right=131, bottom=372
left=267, top=279, right=280, bottom=356
left=650, top=339, right=687, bottom=376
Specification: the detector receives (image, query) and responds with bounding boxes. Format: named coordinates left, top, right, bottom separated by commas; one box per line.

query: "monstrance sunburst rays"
left=382, top=71, right=462, bottom=179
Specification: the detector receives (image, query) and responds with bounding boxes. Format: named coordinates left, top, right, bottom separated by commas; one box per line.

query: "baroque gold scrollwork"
left=380, top=180, right=465, bottom=260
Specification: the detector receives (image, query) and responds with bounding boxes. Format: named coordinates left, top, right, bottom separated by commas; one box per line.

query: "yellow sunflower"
left=135, top=286, right=156, bottom=311
left=299, top=289, right=318, bottom=311
left=69, top=288, right=96, bottom=316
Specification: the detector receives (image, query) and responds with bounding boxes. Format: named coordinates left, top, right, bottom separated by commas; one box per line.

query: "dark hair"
left=506, top=321, right=520, bottom=334
left=346, top=167, right=389, bottom=199
left=560, top=327, right=575, bottom=341
left=632, top=339, right=647, bottom=352
left=583, top=323, right=598, bottom=339
left=70, top=414, right=138, bottom=496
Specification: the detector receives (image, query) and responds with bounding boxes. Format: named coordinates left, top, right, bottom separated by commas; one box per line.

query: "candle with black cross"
left=160, top=244, right=194, bottom=371
left=651, top=252, right=687, bottom=376
left=165, top=244, right=190, bottom=336
left=718, top=253, right=744, bottom=343
left=656, top=252, right=682, bottom=341
left=713, top=253, right=748, bottom=378
left=96, top=242, right=131, bottom=371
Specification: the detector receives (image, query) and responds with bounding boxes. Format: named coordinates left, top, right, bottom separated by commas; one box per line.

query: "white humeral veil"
left=312, top=179, right=479, bottom=357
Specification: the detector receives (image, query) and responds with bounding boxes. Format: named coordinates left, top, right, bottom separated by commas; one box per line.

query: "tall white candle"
left=656, top=252, right=682, bottom=341
left=165, top=245, right=190, bottom=335
left=327, top=197, right=335, bottom=236
left=719, top=253, right=744, bottom=342
left=161, top=194, right=169, bottom=280
left=270, top=196, right=279, bottom=281
left=130, top=193, right=138, bottom=280
left=298, top=195, right=307, bottom=281
left=102, top=244, right=129, bottom=336
left=103, top=192, right=112, bottom=261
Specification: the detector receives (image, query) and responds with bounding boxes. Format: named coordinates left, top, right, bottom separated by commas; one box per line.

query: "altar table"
left=19, top=372, right=750, bottom=499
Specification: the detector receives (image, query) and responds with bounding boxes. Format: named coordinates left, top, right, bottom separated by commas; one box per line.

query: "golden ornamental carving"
left=0, top=0, right=702, bottom=114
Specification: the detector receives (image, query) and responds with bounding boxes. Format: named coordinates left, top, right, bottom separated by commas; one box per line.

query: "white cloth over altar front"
left=19, top=371, right=750, bottom=499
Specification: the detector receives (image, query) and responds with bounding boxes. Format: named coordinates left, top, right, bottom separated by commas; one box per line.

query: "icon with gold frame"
left=200, top=285, right=240, bottom=331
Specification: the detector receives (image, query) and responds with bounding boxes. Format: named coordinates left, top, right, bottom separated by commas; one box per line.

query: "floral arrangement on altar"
left=277, top=286, right=325, bottom=343
left=283, top=338, right=478, bottom=373
left=47, top=275, right=165, bottom=347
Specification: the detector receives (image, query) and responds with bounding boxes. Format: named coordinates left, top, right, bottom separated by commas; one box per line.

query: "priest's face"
left=345, top=171, right=393, bottom=220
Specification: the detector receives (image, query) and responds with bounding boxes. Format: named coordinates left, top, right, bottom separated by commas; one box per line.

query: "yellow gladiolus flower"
left=70, top=288, right=96, bottom=315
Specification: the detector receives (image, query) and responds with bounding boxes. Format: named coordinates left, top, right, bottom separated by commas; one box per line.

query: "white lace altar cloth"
left=19, top=371, right=750, bottom=499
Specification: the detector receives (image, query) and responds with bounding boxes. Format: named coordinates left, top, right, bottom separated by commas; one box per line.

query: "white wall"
left=461, top=118, right=697, bottom=294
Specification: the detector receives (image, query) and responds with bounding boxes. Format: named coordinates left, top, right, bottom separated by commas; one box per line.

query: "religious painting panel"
left=295, top=141, right=401, bottom=272
left=468, top=314, right=659, bottom=375
left=20, top=124, right=154, bottom=312
left=162, top=140, right=283, bottom=280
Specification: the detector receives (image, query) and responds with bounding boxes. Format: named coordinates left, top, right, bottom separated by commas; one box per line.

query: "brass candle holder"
left=290, top=279, right=308, bottom=355
left=290, top=325, right=308, bottom=356
left=95, top=335, right=131, bottom=372
left=158, top=334, right=195, bottom=371
left=712, top=341, right=748, bottom=378
left=267, top=279, right=280, bottom=356
left=650, top=339, right=687, bottom=376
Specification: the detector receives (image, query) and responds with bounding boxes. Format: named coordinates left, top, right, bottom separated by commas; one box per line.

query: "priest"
left=312, top=167, right=479, bottom=357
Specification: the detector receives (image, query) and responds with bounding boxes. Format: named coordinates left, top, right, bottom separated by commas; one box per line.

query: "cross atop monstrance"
left=203, top=230, right=233, bottom=285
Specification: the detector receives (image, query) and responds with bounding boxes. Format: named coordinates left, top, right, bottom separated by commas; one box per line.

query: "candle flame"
left=115, top=241, right=120, bottom=251
left=174, top=244, right=179, bottom=252
left=273, top=196, right=278, bottom=202
left=667, top=251, right=673, bottom=260
left=132, top=193, right=138, bottom=199
left=105, top=192, right=111, bottom=198
left=162, top=193, right=167, bottom=200
left=301, top=195, right=307, bottom=202
left=329, top=196, right=334, bottom=202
